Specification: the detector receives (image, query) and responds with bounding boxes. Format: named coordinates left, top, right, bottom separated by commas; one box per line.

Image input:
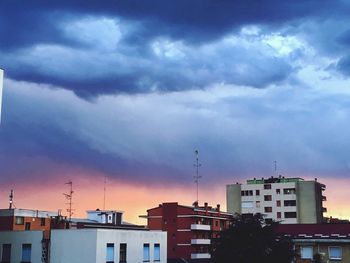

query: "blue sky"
left=1, top=1, right=350, bottom=199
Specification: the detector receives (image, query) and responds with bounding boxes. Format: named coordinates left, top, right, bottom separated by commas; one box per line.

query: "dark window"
left=215, top=221, right=219, bottom=227
left=276, top=200, right=281, bottom=207
left=21, top=244, right=31, bottom=263
left=284, top=212, right=297, bottom=218
left=241, top=191, right=245, bottom=196
left=25, top=222, right=31, bottom=230
left=40, top=218, right=46, bottom=226
left=283, top=188, right=296, bottom=195
left=264, top=207, right=272, bottom=213
left=256, top=190, right=260, bottom=196
left=1, top=244, right=11, bottom=263
left=277, top=212, right=281, bottom=219
left=15, top=216, right=24, bottom=225
left=264, top=184, right=271, bottom=190
left=276, top=189, right=281, bottom=194
left=106, top=243, right=114, bottom=263
left=284, top=200, right=296, bottom=206
left=264, top=195, right=272, bottom=201
left=119, top=243, right=127, bottom=263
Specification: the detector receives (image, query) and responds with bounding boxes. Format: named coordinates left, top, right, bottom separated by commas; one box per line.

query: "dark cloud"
left=0, top=0, right=348, bottom=96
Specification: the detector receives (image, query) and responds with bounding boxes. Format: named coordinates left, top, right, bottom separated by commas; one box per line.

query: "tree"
left=212, top=214, right=295, bottom=263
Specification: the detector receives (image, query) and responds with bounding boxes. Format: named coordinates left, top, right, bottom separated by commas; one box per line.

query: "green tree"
left=212, top=214, right=295, bottom=263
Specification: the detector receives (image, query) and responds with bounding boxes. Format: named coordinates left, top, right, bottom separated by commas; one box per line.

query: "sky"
left=1, top=0, right=350, bottom=223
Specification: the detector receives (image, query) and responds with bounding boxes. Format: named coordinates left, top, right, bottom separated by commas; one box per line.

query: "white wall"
left=0, top=230, right=43, bottom=263
left=51, top=229, right=167, bottom=263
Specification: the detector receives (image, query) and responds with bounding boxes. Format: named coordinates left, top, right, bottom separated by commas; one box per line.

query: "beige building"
left=226, top=177, right=326, bottom=224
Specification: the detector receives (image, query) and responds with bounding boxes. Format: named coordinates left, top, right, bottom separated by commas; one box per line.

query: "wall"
left=297, top=181, right=319, bottom=224
left=51, top=229, right=167, bottom=263
left=226, top=184, right=241, bottom=214
left=0, top=230, right=43, bottom=263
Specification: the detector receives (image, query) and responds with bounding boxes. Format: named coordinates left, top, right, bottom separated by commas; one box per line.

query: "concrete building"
left=227, top=177, right=326, bottom=224
left=0, top=208, right=58, bottom=231
left=276, top=223, right=350, bottom=263
left=0, top=229, right=166, bottom=263
left=50, top=229, right=166, bottom=263
left=143, top=202, right=234, bottom=262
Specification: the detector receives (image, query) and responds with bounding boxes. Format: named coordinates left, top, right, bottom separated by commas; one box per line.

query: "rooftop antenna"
left=63, top=181, right=74, bottom=222
left=9, top=189, right=13, bottom=209
left=274, top=160, right=277, bottom=176
left=193, top=150, right=202, bottom=203
left=103, top=175, right=106, bottom=210
left=0, top=69, right=4, bottom=124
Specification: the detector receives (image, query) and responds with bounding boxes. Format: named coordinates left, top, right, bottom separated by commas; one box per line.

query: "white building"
left=227, top=177, right=326, bottom=224
left=0, top=229, right=167, bottom=263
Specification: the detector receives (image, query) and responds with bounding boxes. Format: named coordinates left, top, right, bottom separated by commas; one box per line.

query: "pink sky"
left=1, top=173, right=348, bottom=225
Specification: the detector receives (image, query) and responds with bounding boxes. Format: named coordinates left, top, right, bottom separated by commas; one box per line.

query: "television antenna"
left=63, top=181, right=74, bottom=222
left=193, top=150, right=202, bottom=203
left=103, top=175, right=106, bottom=210
left=9, top=189, right=14, bottom=209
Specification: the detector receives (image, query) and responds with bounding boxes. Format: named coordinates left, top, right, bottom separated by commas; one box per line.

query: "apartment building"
left=227, top=177, right=326, bottom=224
left=276, top=223, right=350, bottom=263
left=0, top=208, right=58, bottom=231
left=143, top=202, right=234, bottom=262
left=0, top=208, right=167, bottom=263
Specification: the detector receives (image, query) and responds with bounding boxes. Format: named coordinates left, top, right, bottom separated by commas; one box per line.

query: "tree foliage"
left=212, top=214, right=295, bottom=263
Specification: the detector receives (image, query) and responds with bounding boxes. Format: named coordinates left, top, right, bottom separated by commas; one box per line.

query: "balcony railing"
left=191, top=239, right=211, bottom=245
left=191, top=253, right=211, bottom=259
left=190, top=224, right=211, bottom=231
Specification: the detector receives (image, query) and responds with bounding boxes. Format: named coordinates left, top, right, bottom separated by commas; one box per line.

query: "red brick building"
left=144, top=202, right=234, bottom=261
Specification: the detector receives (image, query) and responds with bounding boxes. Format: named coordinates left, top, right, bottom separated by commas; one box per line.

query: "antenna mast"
left=9, top=189, right=13, bottom=209
left=274, top=160, right=277, bottom=175
left=103, top=175, right=106, bottom=210
left=63, top=181, right=74, bottom=222
left=193, top=150, right=202, bottom=203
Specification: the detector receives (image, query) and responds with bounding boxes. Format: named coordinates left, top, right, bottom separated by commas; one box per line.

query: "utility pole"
left=193, top=150, right=202, bottom=203
left=63, top=181, right=74, bottom=222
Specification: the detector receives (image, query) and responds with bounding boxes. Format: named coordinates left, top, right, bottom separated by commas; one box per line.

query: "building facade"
left=276, top=223, right=350, bottom=263
left=144, top=202, right=234, bottom=262
left=227, top=177, right=326, bottom=224
left=0, top=209, right=58, bottom=231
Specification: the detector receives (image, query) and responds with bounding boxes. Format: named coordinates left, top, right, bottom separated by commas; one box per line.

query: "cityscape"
left=1, top=1, right=350, bottom=263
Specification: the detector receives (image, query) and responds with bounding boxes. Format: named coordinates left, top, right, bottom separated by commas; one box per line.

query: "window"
left=255, top=190, right=260, bottom=196
left=283, top=188, right=296, bottom=195
left=276, top=189, right=281, bottom=194
left=300, top=246, right=313, bottom=259
left=329, top=246, right=342, bottom=260
left=106, top=243, right=114, bottom=263
left=264, top=195, right=272, bottom=201
left=154, top=244, right=160, bottom=261
left=15, top=216, right=24, bottom=225
left=143, top=244, right=150, bottom=262
left=241, top=190, right=253, bottom=196
left=25, top=222, right=31, bottom=230
left=284, top=212, right=297, bottom=218
left=21, top=244, right=31, bottom=263
left=119, top=243, right=127, bottom=263
left=264, top=184, right=271, bottom=189
left=264, top=207, right=272, bottom=213
left=256, top=201, right=260, bottom=208
left=276, top=200, right=281, bottom=207
left=277, top=212, right=281, bottom=219
left=241, top=201, right=254, bottom=208
left=1, top=244, right=11, bottom=263
left=40, top=218, right=46, bottom=226
left=284, top=200, right=296, bottom=206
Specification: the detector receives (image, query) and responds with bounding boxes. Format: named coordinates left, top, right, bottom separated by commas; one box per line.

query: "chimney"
left=217, top=204, right=220, bottom=211
left=204, top=202, right=208, bottom=214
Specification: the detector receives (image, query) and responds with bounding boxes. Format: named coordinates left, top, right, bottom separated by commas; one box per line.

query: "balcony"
left=323, top=207, right=327, bottom=213
left=191, top=224, right=211, bottom=231
left=191, top=239, right=211, bottom=245
left=191, top=253, right=211, bottom=259
left=322, top=195, right=327, bottom=201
